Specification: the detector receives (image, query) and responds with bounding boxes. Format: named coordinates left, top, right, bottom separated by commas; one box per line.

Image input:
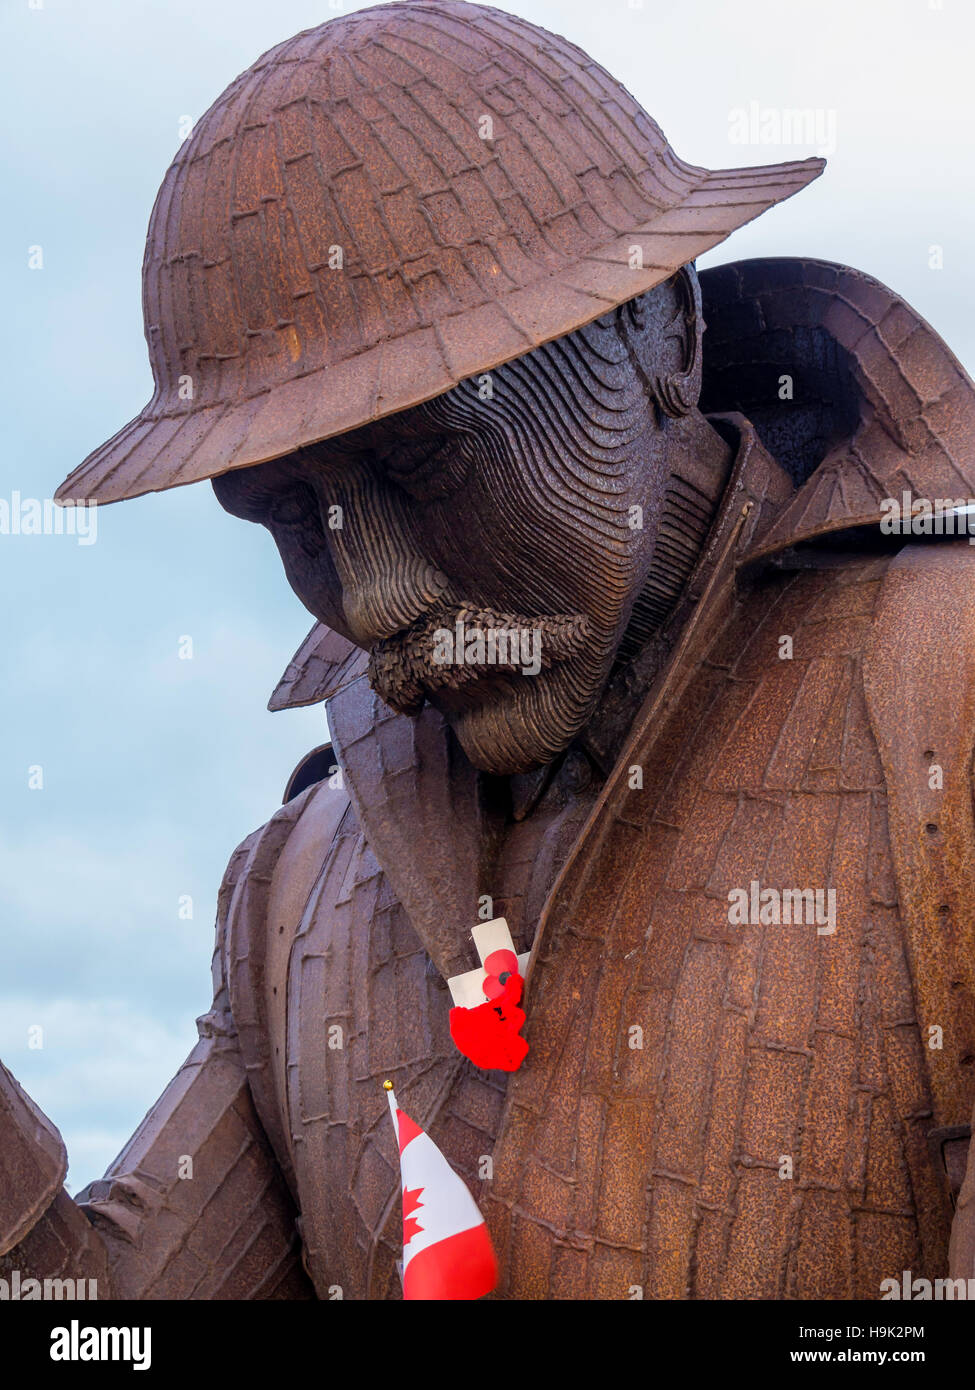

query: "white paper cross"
left=446, top=917, right=530, bottom=1008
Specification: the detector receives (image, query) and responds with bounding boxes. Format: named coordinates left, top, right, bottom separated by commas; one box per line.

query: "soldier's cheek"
left=273, top=535, right=349, bottom=636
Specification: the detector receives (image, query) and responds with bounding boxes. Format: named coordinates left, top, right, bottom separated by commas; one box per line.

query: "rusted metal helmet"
left=57, top=0, right=823, bottom=506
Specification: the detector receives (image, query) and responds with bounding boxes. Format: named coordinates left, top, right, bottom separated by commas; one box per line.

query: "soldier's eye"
left=382, top=436, right=471, bottom=501
left=384, top=436, right=450, bottom=476
left=269, top=491, right=311, bottom=526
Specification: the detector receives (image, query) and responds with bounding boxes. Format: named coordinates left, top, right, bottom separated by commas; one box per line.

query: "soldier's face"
left=214, top=303, right=686, bottom=774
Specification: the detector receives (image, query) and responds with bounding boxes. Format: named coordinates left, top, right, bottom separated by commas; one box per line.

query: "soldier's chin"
left=432, top=668, right=594, bottom=776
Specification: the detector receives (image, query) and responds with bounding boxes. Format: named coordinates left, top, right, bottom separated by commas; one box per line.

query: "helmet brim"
left=56, top=156, right=823, bottom=507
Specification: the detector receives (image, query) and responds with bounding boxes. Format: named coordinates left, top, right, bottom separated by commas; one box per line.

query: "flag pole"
left=384, top=1081, right=405, bottom=1291
left=383, top=1078, right=397, bottom=1129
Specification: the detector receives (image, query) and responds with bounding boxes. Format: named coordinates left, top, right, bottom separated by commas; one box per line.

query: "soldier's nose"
left=322, top=470, right=449, bottom=644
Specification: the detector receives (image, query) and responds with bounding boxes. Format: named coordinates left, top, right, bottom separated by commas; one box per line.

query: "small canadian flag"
left=384, top=1080, right=498, bottom=1300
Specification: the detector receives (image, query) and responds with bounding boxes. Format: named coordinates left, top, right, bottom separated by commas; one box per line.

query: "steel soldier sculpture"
left=4, top=0, right=975, bottom=1299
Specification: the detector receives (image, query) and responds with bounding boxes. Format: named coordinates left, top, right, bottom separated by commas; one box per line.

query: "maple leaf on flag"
left=403, top=1185, right=425, bottom=1245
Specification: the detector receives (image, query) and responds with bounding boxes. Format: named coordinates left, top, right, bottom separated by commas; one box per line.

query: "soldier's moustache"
left=368, top=604, right=590, bottom=715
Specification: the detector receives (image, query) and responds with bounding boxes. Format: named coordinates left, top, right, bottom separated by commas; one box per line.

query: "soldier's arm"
left=0, top=1058, right=112, bottom=1293
left=0, top=830, right=313, bottom=1300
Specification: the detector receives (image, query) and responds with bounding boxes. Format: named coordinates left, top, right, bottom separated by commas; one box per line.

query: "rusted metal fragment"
left=0, top=1060, right=67, bottom=1256
left=863, top=542, right=975, bottom=1131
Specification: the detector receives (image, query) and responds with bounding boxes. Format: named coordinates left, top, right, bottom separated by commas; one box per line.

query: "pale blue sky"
left=2, top=0, right=973, bottom=1187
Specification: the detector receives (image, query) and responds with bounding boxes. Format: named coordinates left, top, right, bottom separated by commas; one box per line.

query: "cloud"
left=0, top=995, right=200, bottom=1187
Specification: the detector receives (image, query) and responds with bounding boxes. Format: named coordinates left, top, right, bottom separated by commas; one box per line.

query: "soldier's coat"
left=63, top=260, right=975, bottom=1298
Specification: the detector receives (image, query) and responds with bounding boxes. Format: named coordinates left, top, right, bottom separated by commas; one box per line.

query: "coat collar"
left=699, top=256, right=975, bottom=563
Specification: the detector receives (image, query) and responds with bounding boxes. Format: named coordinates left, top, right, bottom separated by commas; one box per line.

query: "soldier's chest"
left=483, top=561, right=954, bottom=1298
left=262, top=565, right=951, bottom=1297
left=254, top=759, right=596, bottom=1297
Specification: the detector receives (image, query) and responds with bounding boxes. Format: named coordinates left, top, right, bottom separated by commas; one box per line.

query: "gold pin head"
left=382, top=1079, right=393, bottom=1091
